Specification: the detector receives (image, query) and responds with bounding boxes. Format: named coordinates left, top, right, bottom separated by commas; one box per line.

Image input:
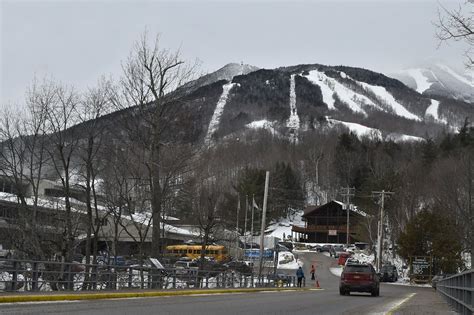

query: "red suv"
left=339, top=263, right=379, bottom=296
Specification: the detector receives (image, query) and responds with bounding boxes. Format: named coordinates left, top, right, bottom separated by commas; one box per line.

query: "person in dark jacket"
left=296, top=266, right=305, bottom=287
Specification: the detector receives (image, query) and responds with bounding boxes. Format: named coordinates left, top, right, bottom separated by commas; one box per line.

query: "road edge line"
left=385, top=292, right=416, bottom=315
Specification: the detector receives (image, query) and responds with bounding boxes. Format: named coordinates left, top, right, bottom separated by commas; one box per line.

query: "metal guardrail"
left=436, top=269, right=473, bottom=315
left=0, top=258, right=298, bottom=292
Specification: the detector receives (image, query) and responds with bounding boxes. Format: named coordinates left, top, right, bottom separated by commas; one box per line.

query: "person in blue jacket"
left=296, top=266, right=305, bottom=287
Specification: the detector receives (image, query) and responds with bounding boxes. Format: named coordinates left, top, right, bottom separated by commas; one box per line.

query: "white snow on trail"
left=327, top=118, right=382, bottom=140
left=246, top=119, right=279, bottom=136
left=287, top=74, right=300, bottom=142
left=437, top=63, right=474, bottom=87
left=406, top=69, right=432, bottom=93
left=327, top=118, right=424, bottom=142
left=425, top=99, right=441, bottom=121
left=205, top=82, right=236, bottom=146
left=358, top=82, right=421, bottom=121
left=305, top=70, right=375, bottom=115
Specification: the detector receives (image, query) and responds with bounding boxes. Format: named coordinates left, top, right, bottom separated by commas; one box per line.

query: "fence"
left=436, top=269, right=473, bottom=315
left=0, top=258, right=298, bottom=293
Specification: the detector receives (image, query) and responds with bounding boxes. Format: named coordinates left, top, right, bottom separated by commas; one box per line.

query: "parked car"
left=340, top=263, right=379, bottom=296
left=223, top=261, right=253, bottom=274
left=379, top=265, right=398, bottom=282
left=337, top=252, right=351, bottom=266
left=308, top=245, right=321, bottom=252
left=320, top=245, right=332, bottom=253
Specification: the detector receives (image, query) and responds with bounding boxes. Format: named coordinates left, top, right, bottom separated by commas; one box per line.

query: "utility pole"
left=340, top=187, right=355, bottom=247
left=372, top=190, right=394, bottom=272
left=258, top=171, right=270, bottom=283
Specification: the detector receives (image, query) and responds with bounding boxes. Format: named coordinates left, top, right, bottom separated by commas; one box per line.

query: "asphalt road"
left=0, top=252, right=454, bottom=315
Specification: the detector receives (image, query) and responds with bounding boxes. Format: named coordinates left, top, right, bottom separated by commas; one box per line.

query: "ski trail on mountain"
left=425, top=99, right=447, bottom=124
left=358, top=82, right=421, bottom=121
left=305, top=70, right=373, bottom=115
left=205, top=82, right=236, bottom=146
left=287, top=74, right=300, bottom=143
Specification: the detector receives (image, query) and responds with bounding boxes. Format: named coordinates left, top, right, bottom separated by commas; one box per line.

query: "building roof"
left=303, top=200, right=367, bottom=218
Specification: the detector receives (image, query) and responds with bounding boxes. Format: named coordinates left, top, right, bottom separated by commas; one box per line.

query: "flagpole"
left=251, top=194, right=255, bottom=246
left=244, top=195, right=248, bottom=250
left=236, top=194, right=240, bottom=258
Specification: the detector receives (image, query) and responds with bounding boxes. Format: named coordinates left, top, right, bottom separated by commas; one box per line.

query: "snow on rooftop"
left=305, top=70, right=376, bottom=115
left=358, top=82, right=421, bottom=121
left=405, top=69, right=432, bottom=93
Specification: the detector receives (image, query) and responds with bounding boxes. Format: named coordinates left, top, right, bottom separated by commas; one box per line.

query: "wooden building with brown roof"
left=291, top=200, right=366, bottom=243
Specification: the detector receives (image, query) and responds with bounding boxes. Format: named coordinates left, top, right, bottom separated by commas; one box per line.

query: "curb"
left=0, top=287, right=317, bottom=303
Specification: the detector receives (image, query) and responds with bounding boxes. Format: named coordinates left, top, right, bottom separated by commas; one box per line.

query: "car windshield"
left=381, top=266, right=394, bottom=272
left=344, top=265, right=372, bottom=273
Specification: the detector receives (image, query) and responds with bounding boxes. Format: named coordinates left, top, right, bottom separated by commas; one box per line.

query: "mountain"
left=189, top=63, right=472, bottom=146
left=392, top=63, right=474, bottom=103
left=44, top=62, right=474, bottom=149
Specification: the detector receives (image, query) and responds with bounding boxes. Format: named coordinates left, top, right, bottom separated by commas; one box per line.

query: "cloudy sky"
left=0, top=0, right=469, bottom=106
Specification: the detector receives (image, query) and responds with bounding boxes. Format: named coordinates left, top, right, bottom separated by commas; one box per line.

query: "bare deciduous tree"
left=436, top=2, right=474, bottom=67
left=113, top=31, right=198, bottom=257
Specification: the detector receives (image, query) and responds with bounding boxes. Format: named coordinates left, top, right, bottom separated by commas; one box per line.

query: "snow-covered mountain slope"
left=393, top=63, right=473, bottom=103
left=61, top=62, right=473, bottom=151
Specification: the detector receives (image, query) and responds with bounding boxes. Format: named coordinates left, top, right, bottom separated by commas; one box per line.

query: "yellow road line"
left=0, top=287, right=316, bottom=304
left=386, top=293, right=416, bottom=315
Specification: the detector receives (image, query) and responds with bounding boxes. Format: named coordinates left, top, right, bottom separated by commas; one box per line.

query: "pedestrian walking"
left=310, top=264, right=315, bottom=280
left=296, top=266, right=305, bottom=287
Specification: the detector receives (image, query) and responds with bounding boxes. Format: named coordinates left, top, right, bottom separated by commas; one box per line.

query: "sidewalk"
left=389, top=287, right=456, bottom=314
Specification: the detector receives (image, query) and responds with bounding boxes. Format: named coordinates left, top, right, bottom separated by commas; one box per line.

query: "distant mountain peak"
left=392, top=63, right=473, bottom=102
left=179, top=62, right=259, bottom=94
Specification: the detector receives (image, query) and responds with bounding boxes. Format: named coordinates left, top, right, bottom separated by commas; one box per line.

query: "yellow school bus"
left=165, top=244, right=228, bottom=262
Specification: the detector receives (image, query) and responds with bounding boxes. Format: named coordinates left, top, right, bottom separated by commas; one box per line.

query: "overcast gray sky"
left=0, top=0, right=469, bottom=106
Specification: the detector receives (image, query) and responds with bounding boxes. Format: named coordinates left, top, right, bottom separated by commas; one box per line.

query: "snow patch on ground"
left=204, top=82, right=236, bottom=146
left=266, top=210, right=304, bottom=239
left=330, top=267, right=343, bottom=277
left=406, top=69, right=432, bottom=93
left=305, top=70, right=374, bottom=115
left=358, top=82, right=421, bottom=121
